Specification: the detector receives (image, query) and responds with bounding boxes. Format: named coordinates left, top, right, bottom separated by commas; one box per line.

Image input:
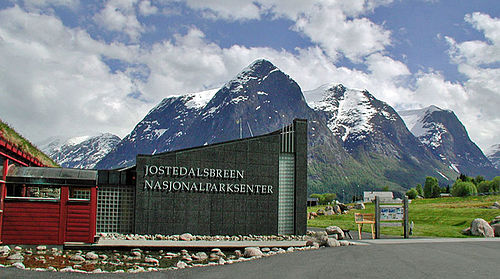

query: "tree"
left=416, top=184, right=423, bottom=196
left=473, top=175, right=484, bottom=186
left=491, top=176, right=500, bottom=192
left=424, top=176, right=440, bottom=198
left=451, top=181, right=477, bottom=197
left=406, top=188, right=418, bottom=199
left=322, top=193, right=337, bottom=204
left=382, top=185, right=390, bottom=191
left=477, top=181, right=491, bottom=193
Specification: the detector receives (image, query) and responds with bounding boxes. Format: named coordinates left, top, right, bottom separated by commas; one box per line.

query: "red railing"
left=0, top=131, right=46, bottom=167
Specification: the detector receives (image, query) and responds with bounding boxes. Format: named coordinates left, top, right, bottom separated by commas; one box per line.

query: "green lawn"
left=308, top=195, right=500, bottom=238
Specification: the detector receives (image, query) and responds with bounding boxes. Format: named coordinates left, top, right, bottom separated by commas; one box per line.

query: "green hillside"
left=308, top=195, right=500, bottom=238
left=0, top=119, right=58, bottom=167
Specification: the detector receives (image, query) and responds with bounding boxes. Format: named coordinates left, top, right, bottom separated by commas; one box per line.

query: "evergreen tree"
left=424, top=176, right=440, bottom=198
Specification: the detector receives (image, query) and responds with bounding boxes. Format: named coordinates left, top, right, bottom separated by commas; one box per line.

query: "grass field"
left=307, top=195, right=500, bottom=238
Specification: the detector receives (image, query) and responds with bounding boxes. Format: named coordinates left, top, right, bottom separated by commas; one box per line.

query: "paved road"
left=1, top=240, right=499, bottom=278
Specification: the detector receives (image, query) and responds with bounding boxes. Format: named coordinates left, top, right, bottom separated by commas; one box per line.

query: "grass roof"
left=0, top=119, right=58, bottom=167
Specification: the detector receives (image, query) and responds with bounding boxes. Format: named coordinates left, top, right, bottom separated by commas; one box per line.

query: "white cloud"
left=0, top=6, right=148, bottom=142
left=93, top=0, right=145, bottom=41
left=14, top=0, right=79, bottom=11
left=439, top=12, right=500, bottom=150
left=138, top=0, right=158, bottom=16
left=177, top=0, right=394, bottom=62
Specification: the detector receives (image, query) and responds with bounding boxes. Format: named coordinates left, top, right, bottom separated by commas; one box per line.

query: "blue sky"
left=0, top=0, right=498, bottom=152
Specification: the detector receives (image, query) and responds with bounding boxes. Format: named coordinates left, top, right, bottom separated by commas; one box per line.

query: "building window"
left=69, top=188, right=91, bottom=200
left=6, top=184, right=60, bottom=199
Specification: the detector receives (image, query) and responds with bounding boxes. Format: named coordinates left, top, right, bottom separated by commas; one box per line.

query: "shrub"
left=477, top=181, right=492, bottom=193
left=406, top=188, right=418, bottom=199
left=491, top=176, right=500, bottom=192
left=451, top=181, right=477, bottom=197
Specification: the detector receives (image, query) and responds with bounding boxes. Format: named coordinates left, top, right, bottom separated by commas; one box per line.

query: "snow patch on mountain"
left=184, top=88, right=218, bottom=109
left=307, top=83, right=392, bottom=142
left=39, top=133, right=120, bottom=169
left=399, top=106, right=449, bottom=149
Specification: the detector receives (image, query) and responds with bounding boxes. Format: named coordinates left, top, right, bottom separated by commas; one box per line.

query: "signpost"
left=374, top=196, right=409, bottom=239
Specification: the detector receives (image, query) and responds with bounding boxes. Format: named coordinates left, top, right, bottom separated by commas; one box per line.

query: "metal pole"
left=375, top=196, right=380, bottom=239
left=403, top=196, right=409, bottom=239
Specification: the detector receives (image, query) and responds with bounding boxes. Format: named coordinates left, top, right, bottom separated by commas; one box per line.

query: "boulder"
left=69, top=255, right=86, bottom=262
left=243, top=247, right=263, bottom=257
left=354, top=203, right=365, bottom=210
left=338, top=203, right=348, bottom=212
left=192, top=252, right=208, bottom=261
left=176, top=261, right=188, bottom=269
left=85, top=252, right=99, bottom=260
left=491, top=223, right=500, bottom=237
left=7, top=253, right=24, bottom=261
left=325, top=206, right=333, bottom=211
left=180, top=233, right=194, bottom=241
left=12, top=262, right=25, bottom=269
left=0, top=246, right=11, bottom=256
left=492, top=202, right=500, bottom=209
left=333, top=205, right=341, bottom=214
left=325, top=210, right=335, bottom=216
left=325, top=238, right=340, bottom=247
left=36, top=245, right=47, bottom=251
left=325, top=226, right=345, bottom=240
left=145, top=257, right=160, bottom=265
left=470, top=218, right=494, bottom=237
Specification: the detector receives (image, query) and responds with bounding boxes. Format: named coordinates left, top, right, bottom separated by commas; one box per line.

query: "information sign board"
left=380, top=205, right=404, bottom=221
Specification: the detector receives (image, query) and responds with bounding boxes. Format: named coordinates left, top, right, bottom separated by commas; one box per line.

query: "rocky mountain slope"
left=96, top=60, right=468, bottom=197
left=38, top=133, right=120, bottom=169
left=486, top=144, right=500, bottom=170
left=399, top=106, right=498, bottom=178
left=306, top=84, right=457, bottom=187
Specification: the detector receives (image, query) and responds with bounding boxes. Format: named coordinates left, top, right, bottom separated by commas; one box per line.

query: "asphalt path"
left=1, top=240, right=499, bottom=279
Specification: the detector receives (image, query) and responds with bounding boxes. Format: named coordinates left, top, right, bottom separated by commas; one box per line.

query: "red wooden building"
left=0, top=166, right=98, bottom=245
left=0, top=131, right=97, bottom=245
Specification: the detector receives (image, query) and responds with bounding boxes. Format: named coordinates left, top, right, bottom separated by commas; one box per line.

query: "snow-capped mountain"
left=39, top=133, right=120, bottom=169
left=399, top=106, right=498, bottom=178
left=97, top=59, right=467, bottom=197
left=97, top=59, right=350, bottom=171
left=486, top=144, right=500, bottom=170
left=306, top=84, right=457, bottom=185
left=96, top=89, right=217, bottom=168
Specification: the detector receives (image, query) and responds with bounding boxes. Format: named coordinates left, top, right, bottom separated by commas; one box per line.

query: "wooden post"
left=89, top=186, right=98, bottom=243
left=375, top=196, right=380, bottom=239
left=403, top=196, right=409, bottom=239
left=58, top=186, right=69, bottom=244
left=0, top=159, right=8, bottom=243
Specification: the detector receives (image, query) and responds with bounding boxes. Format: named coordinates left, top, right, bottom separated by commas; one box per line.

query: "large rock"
left=325, top=226, right=345, bottom=240
left=7, top=253, right=24, bottom=261
left=491, top=223, right=500, bottom=237
left=470, top=218, right=494, bottom=237
left=0, top=246, right=11, bottom=256
left=354, top=203, right=365, bottom=210
left=333, top=205, right=341, bottom=214
left=325, top=238, right=340, bottom=247
left=69, top=255, right=86, bottom=262
left=325, top=210, right=335, bottom=216
left=244, top=247, right=263, bottom=257
left=85, top=252, right=99, bottom=260
left=180, top=233, right=194, bottom=241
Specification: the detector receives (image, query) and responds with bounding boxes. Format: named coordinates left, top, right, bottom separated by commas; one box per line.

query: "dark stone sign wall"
left=135, top=119, right=307, bottom=235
